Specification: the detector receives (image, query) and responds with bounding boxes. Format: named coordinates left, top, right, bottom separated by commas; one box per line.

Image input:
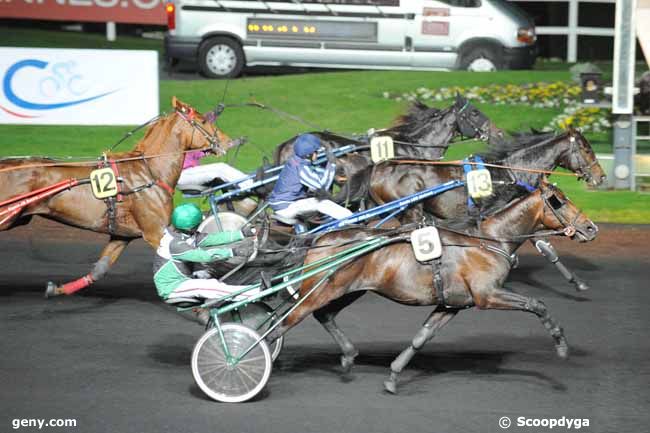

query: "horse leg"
left=266, top=280, right=347, bottom=346
left=45, top=238, right=130, bottom=297
left=384, top=307, right=457, bottom=394
left=478, top=288, right=569, bottom=359
left=313, top=292, right=366, bottom=373
left=532, top=238, right=589, bottom=291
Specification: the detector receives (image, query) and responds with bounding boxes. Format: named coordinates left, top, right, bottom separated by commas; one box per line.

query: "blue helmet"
left=293, top=134, right=321, bottom=158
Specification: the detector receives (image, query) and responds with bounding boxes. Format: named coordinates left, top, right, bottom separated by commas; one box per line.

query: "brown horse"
left=360, top=127, right=606, bottom=291
left=267, top=181, right=598, bottom=393
left=368, top=127, right=606, bottom=220
left=0, top=97, right=235, bottom=297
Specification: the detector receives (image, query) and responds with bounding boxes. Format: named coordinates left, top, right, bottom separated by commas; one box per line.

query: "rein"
left=0, top=146, right=214, bottom=174
left=386, top=159, right=580, bottom=178
left=108, top=114, right=163, bottom=152
left=223, top=101, right=327, bottom=132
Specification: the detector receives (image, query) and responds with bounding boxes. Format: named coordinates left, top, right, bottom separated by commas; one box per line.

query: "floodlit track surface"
left=1, top=218, right=648, bottom=433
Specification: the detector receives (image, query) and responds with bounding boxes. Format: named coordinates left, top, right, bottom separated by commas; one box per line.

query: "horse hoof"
left=574, top=280, right=590, bottom=292
left=44, top=282, right=59, bottom=299
left=556, top=342, right=570, bottom=359
left=383, top=379, right=397, bottom=394
left=341, top=355, right=355, bottom=373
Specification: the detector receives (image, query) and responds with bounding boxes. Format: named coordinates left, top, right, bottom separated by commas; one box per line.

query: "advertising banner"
left=0, top=48, right=159, bottom=125
left=0, top=0, right=166, bottom=25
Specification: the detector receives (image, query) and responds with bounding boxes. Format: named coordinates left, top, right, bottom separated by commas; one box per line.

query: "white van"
left=164, top=0, right=537, bottom=78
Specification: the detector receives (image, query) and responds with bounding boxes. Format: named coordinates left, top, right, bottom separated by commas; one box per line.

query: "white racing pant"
left=167, top=279, right=259, bottom=302
left=177, top=163, right=253, bottom=189
left=275, top=198, right=353, bottom=222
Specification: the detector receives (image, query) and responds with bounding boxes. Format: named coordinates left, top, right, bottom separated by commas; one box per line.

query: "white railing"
left=509, top=0, right=617, bottom=62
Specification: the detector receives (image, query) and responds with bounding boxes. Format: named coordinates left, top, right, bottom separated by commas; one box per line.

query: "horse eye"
left=548, top=194, right=564, bottom=210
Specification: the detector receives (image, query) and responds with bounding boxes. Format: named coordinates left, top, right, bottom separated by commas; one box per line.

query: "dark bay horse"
left=227, top=95, right=502, bottom=216
left=267, top=182, right=598, bottom=393
left=273, top=95, right=503, bottom=164
left=0, top=98, right=236, bottom=297
left=368, top=128, right=606, bottom=219
left=359, top=127, right=606, bottom=291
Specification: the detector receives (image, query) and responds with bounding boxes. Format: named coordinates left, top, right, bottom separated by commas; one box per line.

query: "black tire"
left=198, top=37, right=245, bottom=79
left=458, top=45, right=503, bottom=72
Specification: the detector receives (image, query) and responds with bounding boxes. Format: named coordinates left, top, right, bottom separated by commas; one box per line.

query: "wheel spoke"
left=235, top=355, right=266, bottom=365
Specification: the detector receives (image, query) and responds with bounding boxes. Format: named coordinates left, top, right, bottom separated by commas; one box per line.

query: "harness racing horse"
left=266, top=182, right=598, bottom=393
left=364, top=127, right=607, bottom=291
left=226, top=95, right=502, bottom=216
left=0, top=97, right=236, bottom=297
left=273, top=94, right=502, bottom=164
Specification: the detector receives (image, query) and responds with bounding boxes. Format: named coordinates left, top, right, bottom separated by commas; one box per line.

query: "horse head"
left=171, top=96, right=236, bottom=156
left=558, top=127, right=607, bottom=187
left=538, top=180, right=598, bottom=242
left=453, top=93, right=503, bottom=142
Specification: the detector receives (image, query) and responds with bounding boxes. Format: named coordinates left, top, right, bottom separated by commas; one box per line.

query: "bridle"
left=175, top=107, right=227, bottom=156
left=455, top=100, right=491, bottom=141
left=540, top=185, right=583, bottom=237
left=560, top=130, right=599, bottom=183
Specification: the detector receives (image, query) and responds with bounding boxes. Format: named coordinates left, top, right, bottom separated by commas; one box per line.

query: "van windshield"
left=436, top=0, right=481, bottom=7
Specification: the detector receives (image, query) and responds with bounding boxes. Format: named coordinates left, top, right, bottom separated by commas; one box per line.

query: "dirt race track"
left=1, top=218, right=649, bottom=433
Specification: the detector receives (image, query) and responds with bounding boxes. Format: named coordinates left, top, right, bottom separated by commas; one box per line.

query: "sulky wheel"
left=222, top=303, right=284, bottom=362
left=191, top=323, right=272, bottom=403
left=198, top=211, right=247, bottom=234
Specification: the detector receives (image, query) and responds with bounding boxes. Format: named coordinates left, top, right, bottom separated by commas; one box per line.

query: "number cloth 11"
left=370, top=136, right=395, bottom=163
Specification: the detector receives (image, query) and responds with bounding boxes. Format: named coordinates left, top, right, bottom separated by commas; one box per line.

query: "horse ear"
left=172, top=96, right=192, bottom=113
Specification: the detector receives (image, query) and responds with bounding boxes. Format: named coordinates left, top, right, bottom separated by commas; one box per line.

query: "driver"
left=177, top=150, right=254, bottom=191
left=268, top=133, right=352, bottom=224
left=153, top=203, right=258, bottom=303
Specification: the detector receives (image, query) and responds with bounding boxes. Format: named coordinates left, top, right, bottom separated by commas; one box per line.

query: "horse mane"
left=436, top=184, right=533, bottom=235
left=0, top=155, right=61, bottom=165
left=0, top=155, right=56, bottom=161
left=386, top=100, right=450, bottom=139
left=480, top=130, right=559, bottom=161
left=133, top=113, right=175, bottom=153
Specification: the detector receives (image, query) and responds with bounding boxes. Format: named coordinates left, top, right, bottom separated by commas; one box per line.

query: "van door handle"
left=405, top=37, right=412, bottom=50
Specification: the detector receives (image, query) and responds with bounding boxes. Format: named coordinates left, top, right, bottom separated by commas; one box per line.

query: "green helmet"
left=171, top=203, right=203, bottom=231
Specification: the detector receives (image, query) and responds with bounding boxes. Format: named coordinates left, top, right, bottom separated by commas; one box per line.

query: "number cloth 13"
left=466, top=168, right=493, bottom=199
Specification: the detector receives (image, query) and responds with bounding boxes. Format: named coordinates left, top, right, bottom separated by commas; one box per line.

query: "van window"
left=436, top=0, right=481, bottom=8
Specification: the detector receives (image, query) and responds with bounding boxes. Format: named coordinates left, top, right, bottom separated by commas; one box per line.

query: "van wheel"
left=199, top=37, right=245, bottom=79
left=459, top=45, right=502, bottom=72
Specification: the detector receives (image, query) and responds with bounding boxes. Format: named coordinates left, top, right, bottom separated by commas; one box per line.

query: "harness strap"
left=156, top=180, right=174, bottom=195
left=431, top=257, right=446, bottom=306
left=98, top=156, right=119, bottom=235
left=516, top=180, right=537, bottom=192
left=480, top=242, right=517, bottom=267
left=109, top=159, right=124, bottom=202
